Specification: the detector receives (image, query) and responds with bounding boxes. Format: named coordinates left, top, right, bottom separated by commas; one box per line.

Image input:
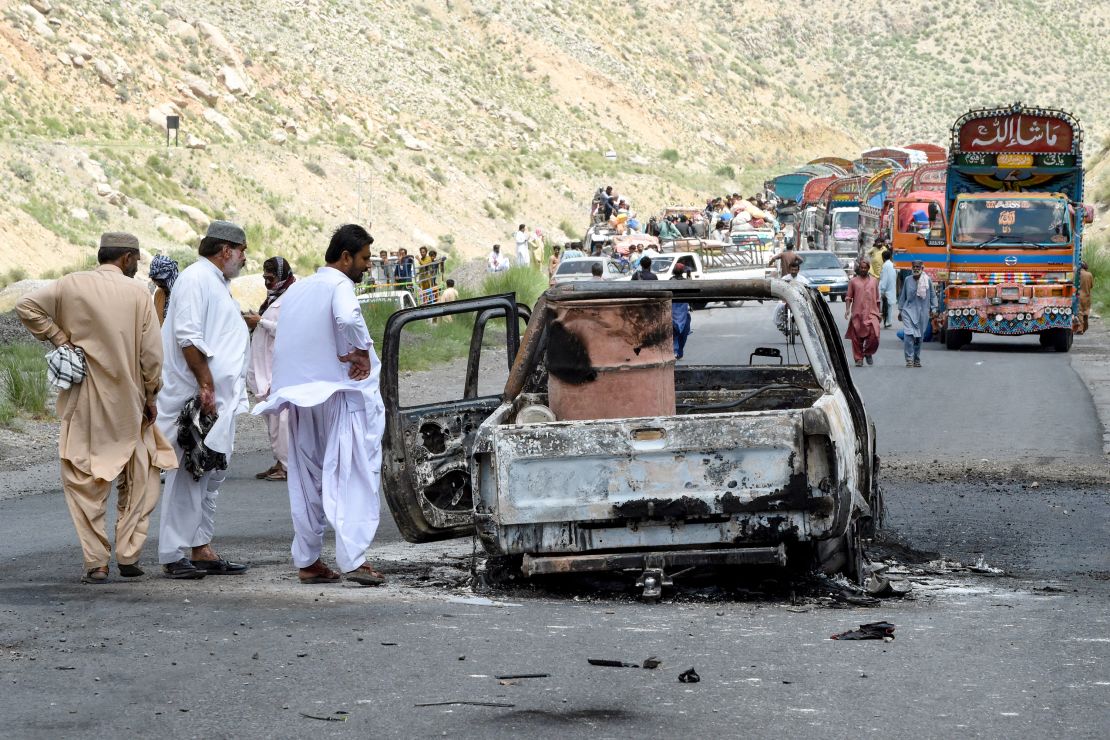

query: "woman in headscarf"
left=246, top=256, right=295, bottom=481
left=148, top=255, right=179, bottom=326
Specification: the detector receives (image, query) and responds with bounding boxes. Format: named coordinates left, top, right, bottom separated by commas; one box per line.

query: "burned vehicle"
left=380, top=280, right=881, bottom=598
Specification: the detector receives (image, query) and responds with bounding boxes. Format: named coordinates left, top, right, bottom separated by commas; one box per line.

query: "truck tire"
left=1052, top=328, right=1073, bottom=353
left=945, top=328, right=969, bottom=350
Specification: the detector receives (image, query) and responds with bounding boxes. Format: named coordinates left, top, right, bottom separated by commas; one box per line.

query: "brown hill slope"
left=0, top=0, right=1107, bottom=279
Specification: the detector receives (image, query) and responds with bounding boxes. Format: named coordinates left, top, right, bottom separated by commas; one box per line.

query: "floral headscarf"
left=260, top=256, right=295, bottom=315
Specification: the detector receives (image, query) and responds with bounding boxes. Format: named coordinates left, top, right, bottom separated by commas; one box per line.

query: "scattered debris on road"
left=642, top=657, right=662, bottom=670
left=494, top=673, right=549, bottom=680
left=299, top=711, right=348, bottom=722
left=415, top=701, right=515, bottom=708
left=588, top=658, right=638, bottom=668
left=678, top=667, right=701, bottom=683
left=830, top=621, right=896, bottom=641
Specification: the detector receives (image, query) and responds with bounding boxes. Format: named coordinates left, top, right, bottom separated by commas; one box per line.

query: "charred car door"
left=381, top=294, right=527, bottom=542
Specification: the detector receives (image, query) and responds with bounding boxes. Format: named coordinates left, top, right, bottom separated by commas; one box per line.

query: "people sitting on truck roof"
left=562, top=242, right=586, bottom=260
left=658, top=217, right=681, bottom=242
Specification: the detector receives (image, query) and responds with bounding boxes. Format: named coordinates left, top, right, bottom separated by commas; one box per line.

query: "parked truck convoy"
left=936, top=103, right=1091, bottom=352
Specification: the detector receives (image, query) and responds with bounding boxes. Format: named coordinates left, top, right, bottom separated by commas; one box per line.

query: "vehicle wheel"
left=480, top=554, right=523, bottom=588
left=945, top=328, right=969, bottom=350
left=1052, top=328, right=1073, bottom=353
left=828, top=294, right=837, bottom=302
left=1038, top=331, right=1053, bottom=347
left=814, top=521, right=864, bottom=583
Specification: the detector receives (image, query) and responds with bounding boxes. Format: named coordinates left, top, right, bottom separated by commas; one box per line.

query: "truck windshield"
left=832, top=211, right=858, bottom=239
left=953, top=198, right=1070, bottom=247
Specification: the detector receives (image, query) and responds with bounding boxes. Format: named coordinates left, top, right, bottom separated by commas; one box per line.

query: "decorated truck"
left=937, top=103, right=1090, bottom=352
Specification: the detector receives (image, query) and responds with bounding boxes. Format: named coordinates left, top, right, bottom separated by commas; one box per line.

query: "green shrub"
left=0, top=343, right=49, bottom=423
left=661, top=149, right=680, bottom=164
left=479, top=266, right=548, bottom=307
left=1086, top=240, right=1110, bottom=313
left=304, top=160, right=326, bottom=178
left=558, top=219, right=580, bottom=240
left=715, top=165, right=736, bottom=179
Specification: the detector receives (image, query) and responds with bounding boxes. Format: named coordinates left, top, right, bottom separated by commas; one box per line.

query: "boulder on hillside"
left=504, top=108, right=538, bottom=133
left=30, top=0, right=52, bottom=14
left=184, top=75, right=218, bottom=106
left=202, top=108, right=241, bottom=140
left=185, top=134, right=207, bottom=150
left=270, top=129, right=288, bottom=145
left=70, top=207, right=89, bottom=221
left=167, top=18, right=198, bottom=43
left=92, top=59, right=117, bottom=86
left=155, top=215, right=198, bottom=244
left=146, top=103, right=179, bottom=129
left=80, top=158, right=107, bottom=183
left=20, top=4, right=54, bottom=39
left=56, top=51, right=72, bottom=67
left=195, top=21, right=242, bottom=67
left=396, top=127, right=427, bottom=151
left=172, top=203, right=210, bottom=231
left=218, top=66, right=249, bottom=95
left=66, top=41, right=93, bottom=61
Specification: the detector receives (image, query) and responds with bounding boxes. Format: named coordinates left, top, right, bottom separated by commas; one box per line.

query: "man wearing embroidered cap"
left=16, top=232, right=175, bottom=583
left=156, top=220, right=252, bottom=578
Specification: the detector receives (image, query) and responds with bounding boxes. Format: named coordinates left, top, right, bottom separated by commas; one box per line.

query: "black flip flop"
left=191, top=558, right=249, bottom=575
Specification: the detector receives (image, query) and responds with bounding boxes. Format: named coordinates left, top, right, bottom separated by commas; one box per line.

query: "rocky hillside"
left=1, top=0, right=1108, bottom=282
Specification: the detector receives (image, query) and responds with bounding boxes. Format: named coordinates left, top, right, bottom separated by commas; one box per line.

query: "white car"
left=551, top=257, right=627, bottom=284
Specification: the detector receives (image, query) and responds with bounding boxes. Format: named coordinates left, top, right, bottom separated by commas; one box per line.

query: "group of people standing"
left=487, top=224, right=545, bottom=272
left=16, top=222, right=389, bottom=586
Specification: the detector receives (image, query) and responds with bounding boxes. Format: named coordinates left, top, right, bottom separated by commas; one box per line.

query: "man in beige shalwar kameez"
left=16, top=232, right=176, bottom=583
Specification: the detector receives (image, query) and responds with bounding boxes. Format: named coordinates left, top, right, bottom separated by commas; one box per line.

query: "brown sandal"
left=299, top=559, right=341, bottom=584
left=263, top=466, right=287, bottom=481
left=255, top=464, right=279, bottom=479
left=344, top=564, right=386, bottom=586
left=82, top=566, right=109, bottom=584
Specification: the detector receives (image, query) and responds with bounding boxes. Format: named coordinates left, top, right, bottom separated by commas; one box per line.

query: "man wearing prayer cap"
left=897, top=259, right=937, bottom=368
left=15, top=232, right=175, bottom=583
left=156, top=220, right=252, bottom=578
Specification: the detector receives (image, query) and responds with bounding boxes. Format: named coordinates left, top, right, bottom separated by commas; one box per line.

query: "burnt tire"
left=815, top=521, right=865, bottom=584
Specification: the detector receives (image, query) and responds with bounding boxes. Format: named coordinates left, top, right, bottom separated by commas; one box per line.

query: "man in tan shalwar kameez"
left=16, top=232, right=176, bottom=583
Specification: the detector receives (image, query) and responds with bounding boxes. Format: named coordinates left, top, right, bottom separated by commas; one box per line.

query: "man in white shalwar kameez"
left=253, top=224, right=387, bottom=586
left=157, top=221, right=252, bottom=579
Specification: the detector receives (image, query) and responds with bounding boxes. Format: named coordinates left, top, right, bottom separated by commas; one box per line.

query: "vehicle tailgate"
left=487, top=413, right=804, bottom=525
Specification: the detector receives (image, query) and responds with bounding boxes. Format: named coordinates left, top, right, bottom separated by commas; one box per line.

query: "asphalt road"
left=1, top=299, right=1107, bottom=739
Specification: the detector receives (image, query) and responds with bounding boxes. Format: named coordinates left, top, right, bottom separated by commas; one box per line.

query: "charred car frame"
left=381, top=279, right=882, bottom=598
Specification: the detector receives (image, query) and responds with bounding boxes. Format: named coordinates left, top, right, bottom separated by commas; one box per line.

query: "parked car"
left=798, top=250, right=850, bottom=301
left=551, top=257, right=626, bottom=284
left=379, top=280, right=882, bottom=600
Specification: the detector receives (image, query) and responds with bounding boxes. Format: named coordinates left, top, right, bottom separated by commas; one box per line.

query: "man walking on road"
left=16, top=232, right=176, bottom=583
left=254, top=225, right=388, bottom=587
left=157, top=221, right=252, bottom=579
left=845, top=258, right=881, bottom=366
left=1077, top=261, right=1093, bottom=335
left=898, top=260, right=937, bottom=368
left=879, top=249, right=897, bottom=328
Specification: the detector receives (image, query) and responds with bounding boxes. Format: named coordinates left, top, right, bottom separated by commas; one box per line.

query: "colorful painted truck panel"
left=940, top=104, right=1085, bottom=352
